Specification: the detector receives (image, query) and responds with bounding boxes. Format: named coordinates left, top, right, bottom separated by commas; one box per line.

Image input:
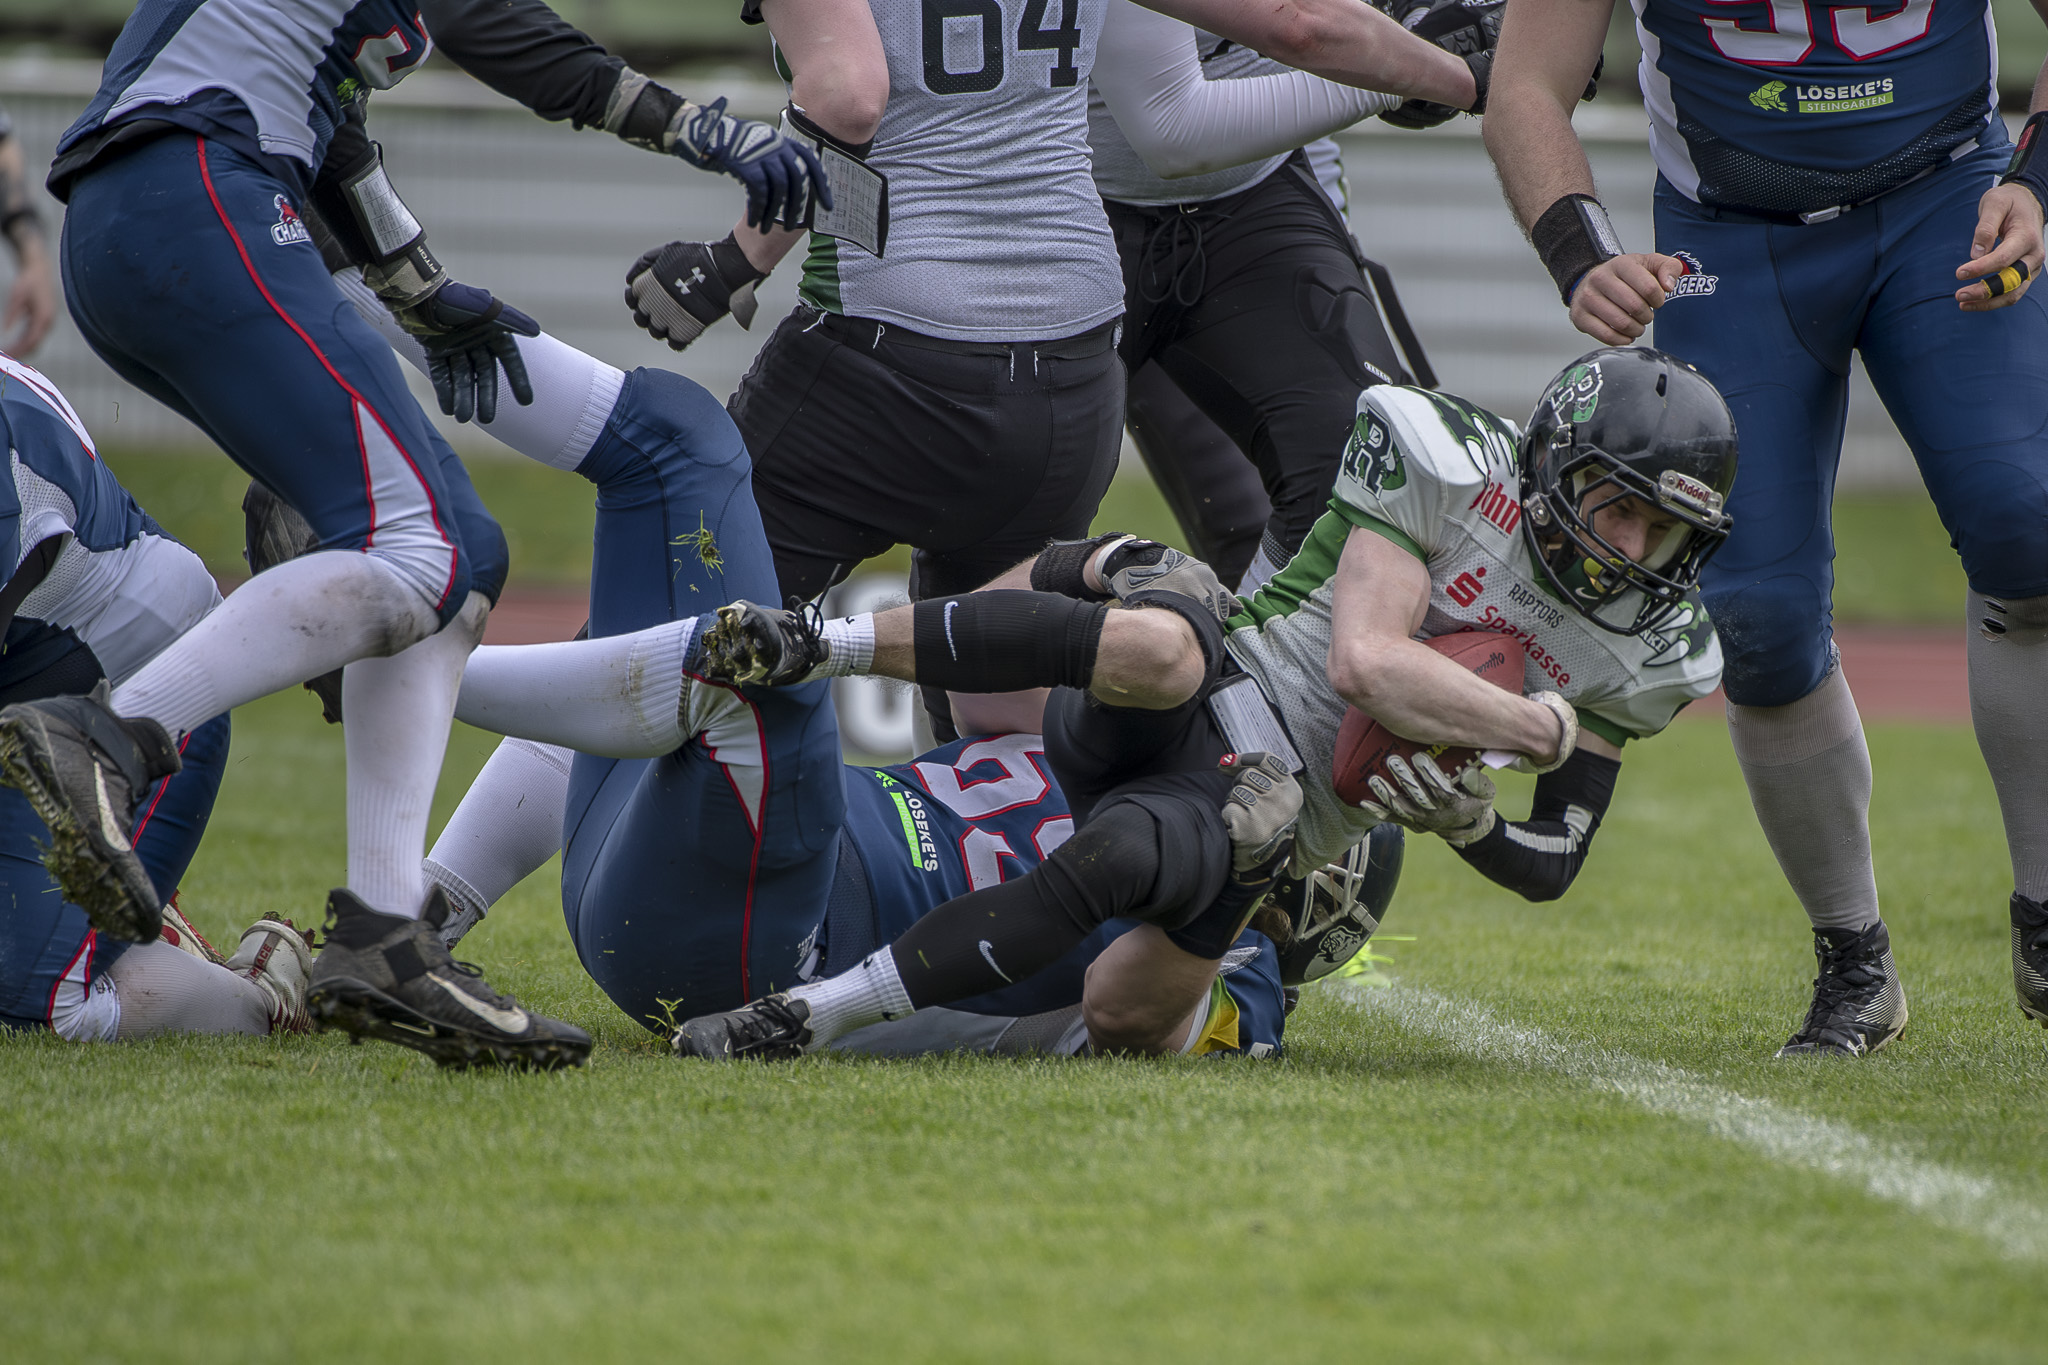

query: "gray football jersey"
left=1224, top=384, right=1724, bottom=870
left=1087, top=25, right=1345, bottom=210
left=798, top=0, right=1125, bottom=341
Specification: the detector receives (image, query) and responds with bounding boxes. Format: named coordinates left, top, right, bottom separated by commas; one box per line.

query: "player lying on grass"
left=314, top=277, right=1393, bottom=1056
left=671, top=346, right=1739, bottom=1059
left=0, top=354, right=310, bottom=1041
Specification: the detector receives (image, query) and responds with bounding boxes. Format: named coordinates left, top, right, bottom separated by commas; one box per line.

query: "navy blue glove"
left=669, top=97, right=831, bottom=231
left=395, top=281, right=540, bottom=425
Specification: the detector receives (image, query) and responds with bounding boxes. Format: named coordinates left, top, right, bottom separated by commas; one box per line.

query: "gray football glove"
left=1220, top=752, right=1304, bottom=879
left=1100, top=537, right=1237, bottom=623
left=624, top=234, right=768, bottom=351
left=1360, top=755, right=1497, bottom=847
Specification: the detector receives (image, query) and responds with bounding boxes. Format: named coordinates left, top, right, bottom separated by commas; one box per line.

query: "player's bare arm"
left=0, top=128, right=56, bottom=357
left=731, top=0, right=890, bottom=274
left=1483, top=0, right=1680, bottom=343
left=1955, top=0, right=2048, bottom=310
left=1139, top=0, right=1477, bottom=108
left=1326, top=527, right=1566, bottom=763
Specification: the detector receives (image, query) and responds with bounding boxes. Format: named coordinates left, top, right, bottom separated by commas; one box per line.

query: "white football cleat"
left=158, top=894, right=225, bottom=965
left=225, top=916, right=315, bottom=1035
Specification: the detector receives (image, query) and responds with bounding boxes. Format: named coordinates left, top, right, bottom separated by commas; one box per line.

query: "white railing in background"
left=1, top=57, right=1924, bottom=484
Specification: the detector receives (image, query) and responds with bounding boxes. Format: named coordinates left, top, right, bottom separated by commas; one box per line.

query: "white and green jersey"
left=1223, top=384, right=1724, bottom=869
left=797, top=0, right=1125, bottom=342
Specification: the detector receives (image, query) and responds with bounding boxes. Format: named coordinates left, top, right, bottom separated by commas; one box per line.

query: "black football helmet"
left=1268, top=823, right=1404, bottom=987
left=1519, top=347, right=1738, bottom=636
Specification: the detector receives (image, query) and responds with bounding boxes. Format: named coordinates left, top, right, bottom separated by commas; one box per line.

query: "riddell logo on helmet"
left=1467, top=481, right=1522, bottom=536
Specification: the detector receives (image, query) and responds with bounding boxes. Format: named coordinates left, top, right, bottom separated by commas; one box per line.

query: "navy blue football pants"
left=60, top=133, right=505, bottom=622
left=0, top=715, right=230, bottom=1030
left=558, top=369, right=845, bottom=1030
left=1655, top=142, right=2048, bottom=706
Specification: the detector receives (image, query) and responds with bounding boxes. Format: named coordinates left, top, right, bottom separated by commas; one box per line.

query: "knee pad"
left=1086, top=775, right=1233, bottom=932
left=1701, top=573, right=1833, bottom=708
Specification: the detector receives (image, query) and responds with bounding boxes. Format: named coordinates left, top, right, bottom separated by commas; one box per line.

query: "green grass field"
left=2, top=695, right=2044, bottom=1361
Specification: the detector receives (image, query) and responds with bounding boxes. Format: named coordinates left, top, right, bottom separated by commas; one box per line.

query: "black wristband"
left=1452, top=748, right=1621, bottom=902
left=1029, top=534, right=1124, bottom=601
left=708, top=232, right=767, bottom=286
left=785, top=103, right=874, bottom=161
left=1530, top=193, right=1625, bottom=305
left=0, top=205, right=43, bottom=244
left=2002, top=111, right=2048, bottom=217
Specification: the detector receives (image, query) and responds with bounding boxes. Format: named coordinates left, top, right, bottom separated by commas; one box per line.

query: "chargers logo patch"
left=270, top=196, right=311, bottom=246
left=1669, top=250, right=1717, bottom=299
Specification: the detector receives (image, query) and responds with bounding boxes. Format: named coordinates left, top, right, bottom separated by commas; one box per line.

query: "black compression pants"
left=1109, top=152, right=1411, bottom=586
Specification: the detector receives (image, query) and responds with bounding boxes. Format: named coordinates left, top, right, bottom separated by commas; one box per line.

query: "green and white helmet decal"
left=1549, top=360, right=1604, bottom=425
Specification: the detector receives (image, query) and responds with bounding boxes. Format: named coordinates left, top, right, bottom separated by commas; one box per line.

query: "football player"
left=1483, top=0, right=2048, bottom=1054
left=4, top=0, right=844, bottom=1070
left=0, top=104, right=57, bottom=357
left=320, top=280, right=1381, bottom=1057
left=0, top=353, right=310, bottom=1042
left=623, top=0, right=1490, bottom=738
left=676, top=346, right=1737, bottom=1058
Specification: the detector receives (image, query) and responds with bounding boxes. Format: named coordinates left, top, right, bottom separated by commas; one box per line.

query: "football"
left=1331, top=632, right=1524, bottom=806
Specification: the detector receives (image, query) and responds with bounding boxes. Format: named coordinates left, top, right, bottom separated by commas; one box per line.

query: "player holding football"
left=0, top=353, right=311, bottom=1042
left=0, top=0, right=841, bottom=1070
left=312, top=282, right=1380, bottom=1057
left=1483, top=0, right=2048, bottom=1054
left=674, top=345, right=1737, bottom=1058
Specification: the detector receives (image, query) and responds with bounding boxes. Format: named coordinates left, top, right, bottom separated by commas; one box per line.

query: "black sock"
left=910, top=590, right=1108, bottom=693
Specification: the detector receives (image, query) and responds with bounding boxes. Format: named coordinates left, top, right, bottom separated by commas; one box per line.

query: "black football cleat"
left=1776, top=920, right=1909, bottom=1058
left=698, top=600, right=828, bottom=687
left=307, top=888, right=591, bottom=1071
left=671, top=993, right=814, bottom=1060
left=0, top=682, right=181, bottom=942
left=2011, top=893, right=2048, bottom=1027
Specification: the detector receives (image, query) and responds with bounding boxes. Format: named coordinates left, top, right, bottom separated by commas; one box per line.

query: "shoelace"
left=784, top=596, right=829, bottom=672
left=1799, top=938, right=1884, bottom=1033
left=446, top=958, right=522, bottom=1010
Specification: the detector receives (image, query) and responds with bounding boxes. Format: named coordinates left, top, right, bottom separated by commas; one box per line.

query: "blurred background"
left=1, top=1, right=2033, bottom=749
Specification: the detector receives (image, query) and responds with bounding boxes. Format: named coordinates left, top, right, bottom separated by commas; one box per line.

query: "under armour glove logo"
left=624, top=236, right=768, bottom=352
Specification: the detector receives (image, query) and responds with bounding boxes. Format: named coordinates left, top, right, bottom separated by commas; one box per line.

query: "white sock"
left=1726, top=661, right=1881, bottom=933
left=454, top=618, right=696, bottom=756
left=335, top=269, right=624, bottom=471
left=789, top=949, right=915, bottom=1046
left=343, top=592, right=488, bottom=918
left=1967, top=590, right=2048, bottom=900
left=424, top=737, right=573, bottom=946
left=109, top=940, right=272, bottom=1038
left=110, top=551, right=441, bottom=739
left=818, top=614, right=876, bottom=677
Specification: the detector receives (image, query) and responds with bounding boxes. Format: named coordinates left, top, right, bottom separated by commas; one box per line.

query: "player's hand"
left=1, top=245, right=56, bottom=357
left=1219, top=752, right=1303, bottom=880
left=624, top=236, right=768, bottom=351
left=1377, top=0, right=1500, bottom=124
left=669, top=97, right=831, bottom=231
left=1098, top=537, right=1238, bottom=622
left=1567, top=253, right=1683, bottom=344
left=1360, top=755, right=1497, bottom=846
left=395, top=280, right=540, bottom=425
left=1956, top=182, right=2044, bottom=312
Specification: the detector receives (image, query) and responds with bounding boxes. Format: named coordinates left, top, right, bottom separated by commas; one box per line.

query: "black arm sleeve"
left=1452, top=748, right=1622, bottom=903
left=418, top=0, right=626, bottom=128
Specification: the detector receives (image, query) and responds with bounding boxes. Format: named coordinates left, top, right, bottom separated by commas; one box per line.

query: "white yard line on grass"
left=1333, top=979, right=2048, bottom=1261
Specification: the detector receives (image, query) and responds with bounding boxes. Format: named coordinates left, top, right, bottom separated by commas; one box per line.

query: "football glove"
left=392, top=280, right=540, bottom=425
left=1510, top=691, right=1580, bottom=775
left=1378, top=0, right=1502, bottom=128
left=667, top=97, right=830, bottom=231
left=624, top=234, right=768, bottom=351
left=1099, top=537, right=1238, bottom=623
left=1360, top=755, right=1497, bottom=847
left=1220, top=752, right=1304, bottom=880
